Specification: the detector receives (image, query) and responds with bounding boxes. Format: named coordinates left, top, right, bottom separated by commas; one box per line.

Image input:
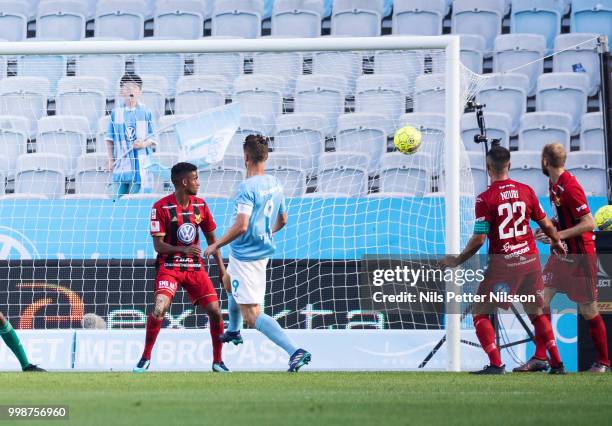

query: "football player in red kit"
left=441, top=146, right=567, bottom=374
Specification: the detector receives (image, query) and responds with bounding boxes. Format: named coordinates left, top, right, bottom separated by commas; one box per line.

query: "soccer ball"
left=394, top=126, right=422, bottom=154
left=595, top=205, right=612, bottom=231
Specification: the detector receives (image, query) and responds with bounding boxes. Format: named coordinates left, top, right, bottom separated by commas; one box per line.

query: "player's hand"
left=106, top=159, right=115, bottom=172
left=133, top=139, right=145, bottom=149
left=203, top=243, right=218, bottom=258
left=550, top=239, right=567, bottom=256
left=534, top=228, right=551, bottom=244
left=182, top=245, right=201, bottom=256
left=438, top=255, right=459, bottom=269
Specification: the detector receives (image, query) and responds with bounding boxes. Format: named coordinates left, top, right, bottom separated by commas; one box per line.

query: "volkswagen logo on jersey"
left=125, top=126, right=136, bottom=142
left=177, top=223, right=197, bottom=245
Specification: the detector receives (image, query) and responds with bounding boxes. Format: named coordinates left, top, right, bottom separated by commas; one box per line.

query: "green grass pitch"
left=0, top=372, right=611, bottom=425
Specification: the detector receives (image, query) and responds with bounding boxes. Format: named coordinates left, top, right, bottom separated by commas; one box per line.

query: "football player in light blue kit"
left=204, top=135, right=311, bottom=372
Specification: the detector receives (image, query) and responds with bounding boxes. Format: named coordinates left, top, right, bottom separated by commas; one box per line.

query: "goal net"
left=0, top=37, right=486, bottom=369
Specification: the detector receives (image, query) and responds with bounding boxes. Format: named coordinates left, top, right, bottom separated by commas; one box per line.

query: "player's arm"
left=439, top=233, right=487, bottom=269
left=558, top=213, right=595, bottom=240
left=134, top=112, right=156, bottom=149
left=272, top=212, right=287, bottom=234
left=153, top=236, right=200, bottom=256
left=535, top=216, right=567, bottom=255
left=203, top=230, right=226, bottom=280
left=203, top=213, right=250, bottom=257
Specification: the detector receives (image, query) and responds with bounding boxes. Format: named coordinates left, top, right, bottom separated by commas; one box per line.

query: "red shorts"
left=543, top=254, right=598, bottom=304
left=477, top=270, right=544, bottom=310
left=155, top=266, right=219, bottom=306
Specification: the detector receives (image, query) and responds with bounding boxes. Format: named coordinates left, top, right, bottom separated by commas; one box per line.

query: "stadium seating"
left=336, top=113, right=387, bottom=174
left=414, top=73, right=445, bottom=114
left=133, top=52, right=184, bottom=97
left=392, top=0, right=446, bottom=36
left=466, top=151, right=488, bottom=195
left=356, top=74, right=410, bottom=134
left=0, top=115, right=29, bottom=177
left=311, top=51, right=362, bottom=94
left=0, top=77, right=50, bottom=138
left=212, top=0, right=264, bottom=38
left=198, top=165, right=245, bottom=196
left=139, top=74, right=168, bottom=121
left=452, top=0, right=505, bottom=52
left=398, top=112, right=445, bottom=159
left=536, top=72, right=590, bottom=135
left=233, top=74, right=284, bottom=126
left=274, top=113, right=327, bottom=174
left=193, top=51, right=244, bottom=88
left=265, top=152, right=309, bottom=197
left=379, top=152, right=432, bottom=195
left=509, top=151, right=548, bottom=196
left=75, top=54, right=125, bottom=98
left=156, top=114, right=187, bottom=153
left=17, top=52, right=66, bottom=95
left=0, top=1, right=28, bottom=41
left=517, top=112, right=572, bottom=152
left=373, top=50, right=425, bottom=89
left=294, top=75, right=348, bottom=135
left=154, top=0, right=207, bottom=39
left=272, top=0, right=324, bottom=37
left=553, top=33, right=601, bottom=96
left=174, top=75, right=230, bottom=115
left=252, top=52, right=304, bottom=97
left=94, top=0, right=145, bottom=40
left=0, top=55, right=5, bottom=80
left=0, top=154, right=7, bottom=193
left=493, top=34, right=547, bottom=96
left=36, top=115, right=89, bottom=174
left=571, top=0, right=612, bottom=48
left=511, top=0, right=563, bottom=51
left=96, top=115, right=110, bottom=153
left=566, top=151, right=607, bottom=195
left=74, top=153, right=110, bottom=195
left=228, top=114, right=273, bottom=155
left=460, top=34, right=486, bottom=74
left=331, top=0, right=384, bottom=37
left=477, top=73, right=529, bottom=135
left=579, top=112, right=604, bottom=151
left=317, top=152, right=369, bottom=196
left=461, top=112, right=511, bottom=151
left=56, top=76, right=107, bottom=136
left=14, top=152, right=68, bottom=197
left=36, top=0, right=87, bottom=41
left=147, top=152, right=178, bottom=192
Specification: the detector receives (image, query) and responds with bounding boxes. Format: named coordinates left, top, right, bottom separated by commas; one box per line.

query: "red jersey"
left=475, top=179, right=546, bottom=272
left=549, top=171, right=596, bottom=254
left=150, top=193, right=216, bottom=271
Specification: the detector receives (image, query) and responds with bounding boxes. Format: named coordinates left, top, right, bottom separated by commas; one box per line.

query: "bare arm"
left=558, top=213, right=595, bottom=241
left=204, top=230, right=226, bottom=278
left=203, top=213, right=250, bottom=257
left=153, top=236, right=200, bottom=256
left=272, top=212, right=288, bottom=234
left=536, top=216, right=567, bottom=255
left=440, top=234, right=487, bottom=268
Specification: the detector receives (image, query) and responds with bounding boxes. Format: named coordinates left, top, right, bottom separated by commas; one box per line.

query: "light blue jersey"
left=230, top=174, right=286, bottom=261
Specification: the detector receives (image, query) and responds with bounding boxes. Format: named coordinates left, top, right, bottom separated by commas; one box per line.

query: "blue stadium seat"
left=193, top=51, right=243, bottom=88
left=379, top=152, right=433, bottom=195
left=0, top=1, right=28, bottom=41
left=452, top=0, right=505, bottom=53
left=233, top=74, right=284, bottom=127
left=414, top=73, right=445, bottom=114
left=460, top=34, right=486, bottom=74
left=294, top=75, right=348, bottom=135
left=518, top=112, right=572, bottom=152
left=312, top=51, right=362, bottom=94
left=0, top=77, right=50, bottom=138
left=272, top=0, right=323, bottom=37
left=265, top=152, right=309, bottom=197
left=493, top=34, right=547, bottom=96
left=317, top=152, right=369, bottom=196
left=536, top=72, right=590, bottom=135
left=36, top=0, right=87, bottom=41
left=580, top=112, right=604, bottom=152
left=229, top=114, right=273, bottom=155
left=212, top=0, right=264, bottom=38
left=140, top=74, right=168, bottom=122
left=75, top=54, right=125, bottom=98
left=36, top=115, right=89, bottom=174
left=565, top=151, right=607, bottom=195
left=17, top=51, right=66, bottom=95
left=374, top=50, right=425, bottom=88
left=461, top=112, right=511, bottom=152
left=252, top=52, right=303, bottom=97
left=477, top=73, right=529, bottom=135
left=355, top=74, right=410, bottom=134
left=154, top=0, right=207, bottom=39
left=15, top=153, right=68, bottom=197
left=392, top=0, right=446, bottom=36
left=467, top=151, right=488, bottom=195
left=0, top=115, right=29, bottom=178
left=95, top=0, right=145, bottom=40
left=336, top=113, right=387, bottom=174
left=274, top=113, right=327, bottom=175
left=511, top=0, right=564, bottom=52
left=174, top=75, right=230, bottom=115
left=398, top=112, right=445, bottom=160
left=571, top=0, right=612, bottom=48
left=331, top=0, right=384, bottom=37
left=509, top=151, right=548, bottom=196
left=56, top=77, right=107, bottom=136
left=133, top=52, right=184, bottom=97
left=553, top=33, right=601, bottom=96
left=75, top=153, right=110, bottom=195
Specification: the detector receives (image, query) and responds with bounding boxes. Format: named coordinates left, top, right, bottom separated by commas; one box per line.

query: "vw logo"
left=125, top=126, right=136, bottom=142
left=0, top=226, right=39, bottom=259
left=177, top=223, right=197, bottom=245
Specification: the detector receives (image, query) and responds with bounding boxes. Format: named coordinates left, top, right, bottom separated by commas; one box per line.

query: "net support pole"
left=444, top=36, right=462, bottom=372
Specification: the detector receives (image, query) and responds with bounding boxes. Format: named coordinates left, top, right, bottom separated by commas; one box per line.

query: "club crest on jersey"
left=177, top=223, right=197, bottom=244
left=194, top=214, right=202, bottom=224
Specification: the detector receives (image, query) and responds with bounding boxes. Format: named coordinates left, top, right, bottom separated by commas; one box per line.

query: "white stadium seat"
left=0, top=77, right=50, bottom=138
left=95, top=0, right=145, bottom=40
left=75, top=153, right=111, bottom=194
left=36, top=115, right=89, bottom=174
left=0, top=115, right=29, bottom=178
left=174, top=75, right=230, bottom=115
left=15, top=153, right=68, bottom=197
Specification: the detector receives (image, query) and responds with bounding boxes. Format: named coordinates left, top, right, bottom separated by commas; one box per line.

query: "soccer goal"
left=0, top=36, right=485, bottom=371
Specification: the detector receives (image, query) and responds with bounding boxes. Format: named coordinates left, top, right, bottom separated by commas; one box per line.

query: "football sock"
left=0, top=321, right=30, bottom=369
left=473, top=315, right=502, bottom=367
left=533, top=309, right=549, bottom=360
left=532, top=314, right=562, bottom=367
left=587, top=315, right=609, bottom=366
left=255, top=313, right=298, bottom=356
left=227, top=293, right=242, bottom=332
left=141, top=314, right=163, bottom=360
left=209, top=316, right=224, bottom=363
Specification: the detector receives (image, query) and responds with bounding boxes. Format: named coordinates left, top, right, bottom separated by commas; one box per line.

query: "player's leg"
left=471, top=301, right=504, bottom=374
left=219, top=269, right=243, bottom=344
left=134, top=291, right=172, bottom=372
left=0, top=312, right=44, bottom=372
left=579, top=302, right=610, bottom=372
